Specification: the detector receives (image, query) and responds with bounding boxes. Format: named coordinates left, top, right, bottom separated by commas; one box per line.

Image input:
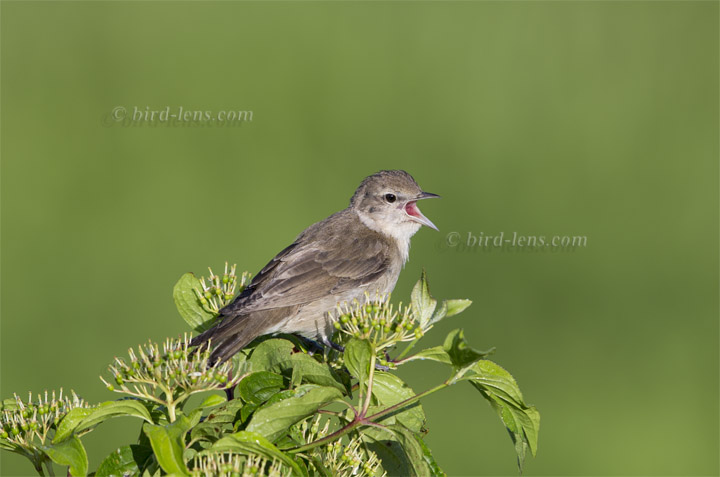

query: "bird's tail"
left=190, top=314, right=265, bottom=364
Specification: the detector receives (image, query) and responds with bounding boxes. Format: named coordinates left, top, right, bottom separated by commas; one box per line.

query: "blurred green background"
left=1, top=1, right=718, bottom=475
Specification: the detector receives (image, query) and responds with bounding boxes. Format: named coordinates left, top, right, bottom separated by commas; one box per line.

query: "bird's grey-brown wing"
left=228, top=235, right=391, bottom=314
left=192, top=218, right=393, bottom=362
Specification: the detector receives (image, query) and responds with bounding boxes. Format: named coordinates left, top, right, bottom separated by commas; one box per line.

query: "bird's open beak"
left=404, top=192, right=440, bottom=231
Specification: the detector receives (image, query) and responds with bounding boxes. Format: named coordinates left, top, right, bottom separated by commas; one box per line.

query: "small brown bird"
left=192, top=170, right=439, bottom=363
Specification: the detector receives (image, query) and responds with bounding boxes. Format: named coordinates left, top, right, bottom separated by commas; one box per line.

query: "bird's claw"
left=321, top=337, right=345, bottom=352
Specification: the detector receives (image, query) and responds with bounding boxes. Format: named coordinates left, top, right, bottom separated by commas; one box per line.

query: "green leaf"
left=416, top=434, right=446, bottom=477
left=239, top=403, right=259, bottom=425
left=190, top=421, right=226, bottom=444
left=198, top=393, right=227, bottom=409
left=389, top=425, right=432, bottom=476
left=248, top=338, right=296, bottom=371
left=477, top=390, right=540, bottom=473
left=286, top=353, right=345, bottom=390
left=344, top=338, right=372, bottom=395
left=249, top=339, right=344, bottom=391
left=411, top=269, right=437, bottom=328
left=427, top=298, right=472, bottom=326
left=247, top=385, right=342, bottom=442
left=210, top=430, right=304, bottom=476
left=463, top=360, right=540, bottom=472
left=54, top=400, right=153, bottom=443
left=464, top=360, right=525, bottom=404
left=361, top=427, right=410, bottom=476
left=143, top=415, right=194, bottom=476
left=429, top=300, right=448, bottom=325
left=444, top=329, right=495, bottom=377
left=523, top=406, right=541, bottom=456
left=307, top=455, right=333, bottom=477
left=259, top=389, right=297, bottom=408
left=52, top=407, right=95, bottom=443
left=230, top=350, right=249, bottom=375
left=238, top=371, right=285, bottom=405
left=193, top=400, right=244, bottom=443
left=205, top=399, right=244, bottom=425
left=95, top=444, right=153, bottom=477
left=363, top=425, right=431, bottom=477
left=42, top=435, right=88, bottom=477
left=444, top=299, right=472, bottom=318
left=0, top=398, right=19, bottom=412
left=173, top=272, right=217, bottom=332
left=0, top=439, right=16, bottom=451
left=404, top=346, right=451, bottom=365
left=371, top=372, right=425, bottom=433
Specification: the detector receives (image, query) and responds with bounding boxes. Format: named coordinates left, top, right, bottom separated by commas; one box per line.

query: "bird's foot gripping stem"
left=322, top=337, right=389, bottom=370
left=301, top=336, right=389, bottom=370
left=320, top=336, right=345, bottom=352
left=295, top=336, right=346, bottom=354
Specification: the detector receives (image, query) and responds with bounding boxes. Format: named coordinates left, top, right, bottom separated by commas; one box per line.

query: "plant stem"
left=367, top=382, right=448, bottom=422
left=396, top=338, right=420, bottom=360
left=167, top=402, right=176, bottom=422
left=360, top=352, right=377, bottom=417
left=286, top=381, right=450, bottom=454
left=43, top=459, right=55, bottom=477
left=285, top=418, right=362, bottom=454
left=33, top=460, right=45, bottom=477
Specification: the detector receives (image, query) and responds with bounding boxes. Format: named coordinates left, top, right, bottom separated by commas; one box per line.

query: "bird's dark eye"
left=384, top=193, right=396, bottom=203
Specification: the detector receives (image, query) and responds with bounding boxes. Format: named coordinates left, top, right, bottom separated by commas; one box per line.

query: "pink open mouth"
left=405, top=201, right=421, bottom=219
left=404, top=201, right=438, bottom=230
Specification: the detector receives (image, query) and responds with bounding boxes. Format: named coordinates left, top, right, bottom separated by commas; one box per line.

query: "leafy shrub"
left=1, top=264, right=539, bottom=476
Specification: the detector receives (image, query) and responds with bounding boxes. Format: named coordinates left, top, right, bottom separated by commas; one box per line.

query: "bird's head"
left=350, top=170, right=440, bottom=241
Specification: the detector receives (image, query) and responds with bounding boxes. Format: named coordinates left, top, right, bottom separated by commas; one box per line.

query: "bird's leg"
left=296, top=336, right=326, bottom=355
left=320, top=336, right=389, bottom=370
left=224, top=386, right=235, bottom=401
left=320, top=336, right=345, bottom=352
